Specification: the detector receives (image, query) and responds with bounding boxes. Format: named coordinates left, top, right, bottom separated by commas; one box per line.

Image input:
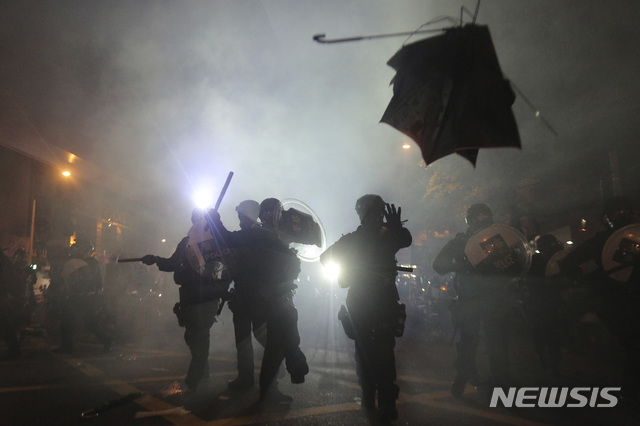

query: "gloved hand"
left=204, top=208, right=224, bottom=233
left=141, top=255, right=157, bottom=265
left=384, top=203, right=403, bottom=229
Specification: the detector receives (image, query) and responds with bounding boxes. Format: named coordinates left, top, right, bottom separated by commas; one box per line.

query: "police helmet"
left=69, top=239, right=95, bottom=259
left=603, top=196, right=635, bottom=230
left=535, top=234, right=563, bottom=257
left=236, top=200, right=260, bottom=222
left=259, top=198, right=281, bottom=227
left=355, top=194, right=385, bottom=222
left=465, top=203, right=493, bottom=229
left=191, top=207, right=205, bottom=224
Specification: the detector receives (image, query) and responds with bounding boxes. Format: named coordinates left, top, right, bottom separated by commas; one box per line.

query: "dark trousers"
left=349, top=304, right=398, bottom=411
left=182, top=299, right=219, bottom=389
left=59, top=294, right=111, bottom=350
left=530, top=315, right=562, bottom=373
left=454, top=300, right=510, bottom=386
left=231, top=293, right=267, bottom=380
left=527, top=285, right=564, bottom=373
left=259, top=294, right=307, bottom=396
left=0, top=310, right=21, bottom=357
left=598, top=286, right=640, bottom=400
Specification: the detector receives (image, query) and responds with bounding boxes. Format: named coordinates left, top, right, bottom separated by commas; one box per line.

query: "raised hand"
left=384, top=203, right=402, bottom=229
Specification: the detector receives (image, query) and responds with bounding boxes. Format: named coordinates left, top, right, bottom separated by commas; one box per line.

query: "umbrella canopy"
left=381, top=24, right=521, bottom=166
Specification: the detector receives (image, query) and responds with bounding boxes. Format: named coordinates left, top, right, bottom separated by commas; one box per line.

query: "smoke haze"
left=2, top=0, right=639, bottom=246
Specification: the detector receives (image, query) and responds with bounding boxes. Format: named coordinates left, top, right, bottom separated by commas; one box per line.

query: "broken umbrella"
left=380, top=24, right=521, bottom=166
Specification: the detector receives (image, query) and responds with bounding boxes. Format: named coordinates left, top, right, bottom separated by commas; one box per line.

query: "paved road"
left=1, top=292, right=639, bottom=425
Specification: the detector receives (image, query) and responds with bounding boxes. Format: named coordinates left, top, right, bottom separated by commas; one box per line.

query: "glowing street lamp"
left=29, top=169, right=72, bottom=263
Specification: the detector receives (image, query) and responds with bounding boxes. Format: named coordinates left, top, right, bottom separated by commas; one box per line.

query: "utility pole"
left=29, top=199, right=36, bottom=264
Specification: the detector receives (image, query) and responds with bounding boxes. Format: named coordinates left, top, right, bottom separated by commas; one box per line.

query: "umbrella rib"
left=510, top=82, right=559, bottom=136
left=313, top=2, right=484, bottom=45
left=313, top=28, right=447, bottom=44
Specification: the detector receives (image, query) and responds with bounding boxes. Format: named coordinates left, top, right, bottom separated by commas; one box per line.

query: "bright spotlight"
left=323, top=261, right=341, bottom=281
left=193, top=189, right=214, bottom=210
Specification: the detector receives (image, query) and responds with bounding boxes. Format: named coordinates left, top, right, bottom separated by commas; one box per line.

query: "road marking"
left=59, top=357, right=206, bottom=425
left=0, top=384, right=68, bottom=393
left=202, top=402, right=363, bottom=425
left=50, top=351, right=552, bottom=426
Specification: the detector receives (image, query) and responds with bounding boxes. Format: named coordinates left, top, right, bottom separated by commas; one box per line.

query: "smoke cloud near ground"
left=1, top=0, right=639, bottom=246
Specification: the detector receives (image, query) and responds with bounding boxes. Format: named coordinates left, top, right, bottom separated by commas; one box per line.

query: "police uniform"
left=321, top=195, right=411, bottom=422
left=227, top=201, right=269, bottom=391
left=56, top=246, right=112, bottom=354
left=558, top=198, right=640, bottom=404
left=212, top=207, right=308, bottom=402
left=433, top=204, right=512, bottom=397
left=144, top=222, right=231, bottom=392
left=524, top=235, right=566, bottom=376
left=1, top=252, right=24, bottom=358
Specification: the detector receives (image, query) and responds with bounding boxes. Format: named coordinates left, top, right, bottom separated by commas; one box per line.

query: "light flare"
left=193, top=187, right=214, bottom=210
left=323, top=261, right=341, bottom=281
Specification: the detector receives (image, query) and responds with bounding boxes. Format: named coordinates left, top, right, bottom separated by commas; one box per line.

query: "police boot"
left=289, top=352, right=309, bottom=384
left=378, top=385, right=399, bottom=423
left=378, top=406, right=398, bottom=424
left=228, top=376, right=255, bottom=391
left=360, top=386, right=376, bottom=410
left=451, top=373, right=467, bottom=398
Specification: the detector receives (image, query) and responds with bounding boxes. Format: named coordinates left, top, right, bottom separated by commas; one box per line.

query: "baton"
left=396, top=266, right=414, bottom=272
left=116, top=257, right=144, bottom=263
left=214, top=171, right=234, bottom=211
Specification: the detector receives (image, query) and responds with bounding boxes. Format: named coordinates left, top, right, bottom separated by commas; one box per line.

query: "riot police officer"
left=54, top=240, right=112, bottom=354
left=525, top=234, right=566, bottom=376
left=320, top=194, right=412, bottom=423
left=559, top=196, right=640, bottom=404
left=208, top=203, right=308, bottom=403
left=1, top=250, right=24, bottom=358
left=12, top=249, right=37, bottom=329
left=433, top=203, right=513, bottom=397
left=142, top=208, right=231, bottom=393
left=227, top=200, right=268, bottom=391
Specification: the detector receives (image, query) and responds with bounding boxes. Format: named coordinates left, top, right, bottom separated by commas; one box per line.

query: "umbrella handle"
left=313, top=28, right=446, bottom=44
left=313, top=1, right=482, bottom=45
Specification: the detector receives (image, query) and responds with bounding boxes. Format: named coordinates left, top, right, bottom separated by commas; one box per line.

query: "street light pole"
left=29, top=198, right=36, bottom=264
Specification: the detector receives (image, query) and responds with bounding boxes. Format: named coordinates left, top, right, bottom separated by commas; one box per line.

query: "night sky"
left=2, top=0, right=639, bottom=245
